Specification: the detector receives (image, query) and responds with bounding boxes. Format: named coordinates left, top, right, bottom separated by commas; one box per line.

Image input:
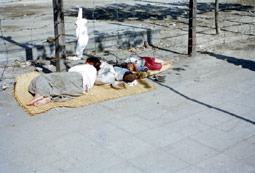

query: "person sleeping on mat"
left=95, top=61, right=136, bottom=87
left=123, top=56, right=172, bottom=72
left=26, top=57, right=101, bottom=106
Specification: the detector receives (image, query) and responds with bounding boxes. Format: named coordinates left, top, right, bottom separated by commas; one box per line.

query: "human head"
left=86, top=57, right=101, bottom=71
left=126, top=63, right=136, bottom=72
left=123, top=71, right=136, bottom=83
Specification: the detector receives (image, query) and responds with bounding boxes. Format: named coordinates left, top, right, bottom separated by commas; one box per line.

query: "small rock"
left=47, top=37, right=55, bottom=43
left=1, top=82, right=8, bottom=90
left=66, top=56, right=81, bottom=61
left=91, top=51, right=97, bottom=55
left=128, top=47, right=137, bottom=52
left=144, top=41, right=149, bottom=48
left=45, top=64, right=56, bottom=69
left=35, top=67, right=43, bottom=72
left=12, top=62, right=21, bottom=68
left=170, top=23, right=176, bottom=27
left=25, top=61, right=31, bottom=66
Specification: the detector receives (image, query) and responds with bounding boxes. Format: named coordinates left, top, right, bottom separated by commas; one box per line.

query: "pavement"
left=1, top=0, right=255, bottom=173
left=1, top=50, right=255, bottom=172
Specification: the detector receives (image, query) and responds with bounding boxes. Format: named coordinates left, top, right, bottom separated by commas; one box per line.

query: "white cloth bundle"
left=75, top=7, right=89, bottom=58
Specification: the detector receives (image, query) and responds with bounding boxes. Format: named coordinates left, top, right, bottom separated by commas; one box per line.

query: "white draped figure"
left=75, top=7, right=89, bottom=58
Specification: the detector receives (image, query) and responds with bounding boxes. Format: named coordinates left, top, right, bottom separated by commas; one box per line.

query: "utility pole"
left=188, top=0, right=197, bottom=56
left=215, top=0, right=219, bottom=35
left=52, top=0, right=66, bottom=71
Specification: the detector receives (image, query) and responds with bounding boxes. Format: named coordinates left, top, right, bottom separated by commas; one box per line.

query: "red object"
left=140, top=57, right=162, bottom=71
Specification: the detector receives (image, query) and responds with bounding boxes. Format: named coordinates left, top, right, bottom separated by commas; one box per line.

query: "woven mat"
left=146, top=59, right=172, bottom=76
left=14, top=61, right=171, bottom=116
left=14, top=72, right=156, bottom=115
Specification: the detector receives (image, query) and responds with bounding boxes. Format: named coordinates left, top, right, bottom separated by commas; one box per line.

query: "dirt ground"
left=0, top=0, right=254, bottom=92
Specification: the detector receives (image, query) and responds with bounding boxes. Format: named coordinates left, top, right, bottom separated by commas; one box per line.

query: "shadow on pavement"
left=151, top=45, right=186, bottom=55
left=65, top=2, right=254, bottom=21
left=0, top=36, right=33, bottom=61
left=200, top=51, right=255, bottom=72
left=0, top=36, right=55, bottom=61
left=150, top=79, right=255, bottom=126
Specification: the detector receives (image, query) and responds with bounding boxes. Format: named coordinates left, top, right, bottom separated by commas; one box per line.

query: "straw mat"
left=14, top=60, right=171, bottom=116
left=14, top=72, right=156, bottom=115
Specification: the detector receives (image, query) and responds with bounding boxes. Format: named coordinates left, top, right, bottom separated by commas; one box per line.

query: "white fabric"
left=95, top=62, right=116, bottom=85
left=68, top=64, right=97, bottom=91
left=124, top=56, right=147, bottom=71
left=75, top=7, right=89, bottom=58
left=113, top=66, right=129, bottom=81
left=125, top=80, right=137, bottom=86
left=111, top=80, right=137, bottom=89
left=96, top=63, right=137, bottom=86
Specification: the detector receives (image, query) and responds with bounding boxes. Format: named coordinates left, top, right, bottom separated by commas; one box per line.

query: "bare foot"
left=26, top=94, right=44, bottom=106
left=34, top=97, right=51, bottom=106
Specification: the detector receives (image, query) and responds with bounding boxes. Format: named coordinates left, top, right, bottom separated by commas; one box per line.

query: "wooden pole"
left=215, top=0, right=219, bottom=35
left=188, top=0, right=197, bottom=56
left=52, top=0, right=66, bottom=72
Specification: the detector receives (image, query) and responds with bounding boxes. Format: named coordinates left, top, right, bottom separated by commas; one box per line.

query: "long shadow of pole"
left=150, top=79, right=255, bottom=126
left=0, top=36, right=33, bottom=61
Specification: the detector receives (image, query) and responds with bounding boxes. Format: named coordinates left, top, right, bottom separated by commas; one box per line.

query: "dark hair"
left=123, top=71, right=136, bottom=83
left=86, top=57, right=101, bottom=71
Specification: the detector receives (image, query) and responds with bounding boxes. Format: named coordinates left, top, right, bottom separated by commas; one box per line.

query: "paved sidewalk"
left=1, top=0, right=255, bottom=172
left=1, top=50, right=255, bottom=172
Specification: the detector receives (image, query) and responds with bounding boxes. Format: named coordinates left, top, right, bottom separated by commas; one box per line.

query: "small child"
left=125, top=56, right=172, bottom=71
left=95, top=61, right=136, bottom=85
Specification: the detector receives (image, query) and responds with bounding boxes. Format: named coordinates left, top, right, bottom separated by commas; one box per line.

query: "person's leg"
left=33, top=97, right=51, bottom=106
left=26, top=94, right=44, bottom=106
left=141, top=57, right=162, bottom=71
left=140, top=57, right=156, bottom=64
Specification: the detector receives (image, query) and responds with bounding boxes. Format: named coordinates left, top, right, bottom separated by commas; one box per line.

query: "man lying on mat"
left=26, top=57, right=101, bottom=106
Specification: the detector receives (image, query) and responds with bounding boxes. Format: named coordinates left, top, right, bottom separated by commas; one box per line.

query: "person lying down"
left=95, top=61, right=136, bottom=88
left=123, top=55, right=172, bottom=72
left=26, top=57, right=101, bottom=106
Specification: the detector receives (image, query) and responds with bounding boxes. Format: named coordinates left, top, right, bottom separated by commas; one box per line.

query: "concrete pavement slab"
left=0, top=0, right=255, bottom=172
left=163, top=138, right=218, bottom=165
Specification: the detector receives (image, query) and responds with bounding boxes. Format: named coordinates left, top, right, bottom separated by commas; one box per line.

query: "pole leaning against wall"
left=188, top=0, right=197, bottom=56
left=53, top=0, right=66, bottom=72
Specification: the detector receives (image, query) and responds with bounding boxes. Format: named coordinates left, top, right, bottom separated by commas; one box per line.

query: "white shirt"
left=68, top=64, right=97, bottom=91
left=113, top=66, right=129, bottom=81
left=124, top=56, right=147, bottom=71
left=96, top=63, right=137, bottom=87
left=95, top=61, right=116, bottom=85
